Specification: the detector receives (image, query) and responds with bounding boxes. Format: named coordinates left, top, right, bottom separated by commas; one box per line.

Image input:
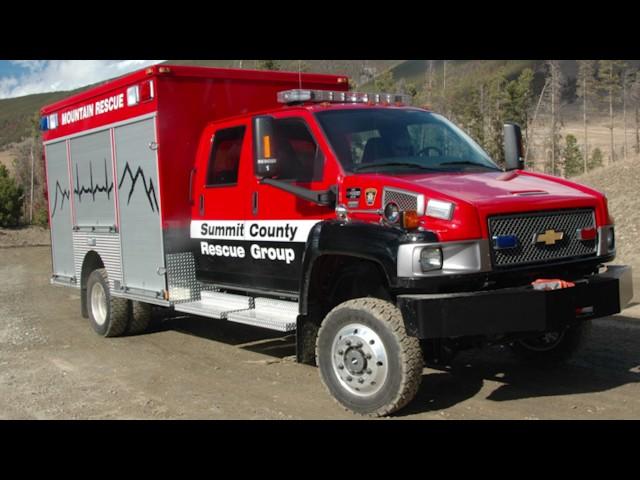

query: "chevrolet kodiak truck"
left=41, top=65, right=633, bottom=416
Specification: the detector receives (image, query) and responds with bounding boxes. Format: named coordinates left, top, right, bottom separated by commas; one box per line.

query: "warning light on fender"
left=577, top=227, right=597, bottom=241
left=402, top=210, right=420, bottom=230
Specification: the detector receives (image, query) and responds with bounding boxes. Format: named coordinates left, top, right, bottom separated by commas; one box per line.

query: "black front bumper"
left=397, top=265, right=633, bottom=339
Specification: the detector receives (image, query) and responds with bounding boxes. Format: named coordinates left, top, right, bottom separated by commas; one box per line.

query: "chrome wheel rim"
left=519, top=330, right=565, bottom=352
left=91, top=282, right=108, bottom=326
left=331, top=323, right=388, bottom=397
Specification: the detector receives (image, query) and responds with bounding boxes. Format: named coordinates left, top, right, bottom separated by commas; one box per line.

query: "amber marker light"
left=263, top=135, right=272, bottom=158
left=402, top=210, right=421, bottom=230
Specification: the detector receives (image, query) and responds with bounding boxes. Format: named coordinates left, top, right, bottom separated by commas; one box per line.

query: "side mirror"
left=253, top=115, right=280, bottom=178
left=503, top=122, right=524, bottom=171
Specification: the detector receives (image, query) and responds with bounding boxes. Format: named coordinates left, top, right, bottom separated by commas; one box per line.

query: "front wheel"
left=316, top=298, right=424, bottom=417
left=510, top=321, right=592, bottom=368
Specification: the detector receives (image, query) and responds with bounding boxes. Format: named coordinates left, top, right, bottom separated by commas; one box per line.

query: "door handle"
left=199, top=194, right=205, bottom=216
left=252, top=191, right=258, bottom=216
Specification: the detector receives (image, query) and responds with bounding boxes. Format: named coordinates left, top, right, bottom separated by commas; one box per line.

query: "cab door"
left=191, top=119, right=252, bottom=286
left=248, top=111, right=339, bottom=293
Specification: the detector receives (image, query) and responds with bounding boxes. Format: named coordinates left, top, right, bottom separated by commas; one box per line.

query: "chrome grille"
left=383, top=188, right=418, bottom=211
left=488, top=209, right=597, bottom=267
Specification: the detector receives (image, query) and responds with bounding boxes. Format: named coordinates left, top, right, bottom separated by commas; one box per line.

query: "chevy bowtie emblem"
left=534, top=229, right=564, bottom=246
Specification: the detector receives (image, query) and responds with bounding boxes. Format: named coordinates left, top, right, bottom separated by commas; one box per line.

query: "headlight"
left=426, top=199, right=454, bottom=220
left=420, top=247, right=443, bottom=272
left=384, top=202, right=401, bottom=224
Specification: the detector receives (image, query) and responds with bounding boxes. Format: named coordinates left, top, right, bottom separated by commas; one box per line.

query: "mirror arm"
left=260, top=178, right=336, bottom=207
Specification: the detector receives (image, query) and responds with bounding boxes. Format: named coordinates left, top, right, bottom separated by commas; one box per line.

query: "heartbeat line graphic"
left=50, top=181, right=70, bottom=219
left=74, top=158, right=113, bottom=203
left=118, top=162, right=159, bottom=213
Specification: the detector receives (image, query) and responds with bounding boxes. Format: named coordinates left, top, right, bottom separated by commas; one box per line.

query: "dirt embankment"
left=0, top=226, right=50, bottom=248
left=573, top=157, right=640, bottom=271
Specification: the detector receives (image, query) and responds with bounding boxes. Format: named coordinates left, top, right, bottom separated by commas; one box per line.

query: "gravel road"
left=1, top=246, right=639, bottom=419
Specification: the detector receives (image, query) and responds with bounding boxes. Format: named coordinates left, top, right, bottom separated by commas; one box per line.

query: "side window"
left=206, top=126, right=246, bottom=186
left=274, top=118, right=324, bottom=182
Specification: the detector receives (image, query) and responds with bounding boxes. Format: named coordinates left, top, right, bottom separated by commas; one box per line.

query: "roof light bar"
left=277, top=89, right=411, bottom=105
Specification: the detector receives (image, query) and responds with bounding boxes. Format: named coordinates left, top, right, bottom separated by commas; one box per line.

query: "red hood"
left=342, top=170, right=609, bottom=241
left=402, top=170, right=599, bottom=209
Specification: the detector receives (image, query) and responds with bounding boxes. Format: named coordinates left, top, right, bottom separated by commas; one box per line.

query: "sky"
left=0, top=60, right=166, bottom=99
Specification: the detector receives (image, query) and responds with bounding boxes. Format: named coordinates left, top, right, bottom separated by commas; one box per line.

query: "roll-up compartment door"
left=45, top=141, right=75, bottom=280
left=114, top=117, right=165, bottom=295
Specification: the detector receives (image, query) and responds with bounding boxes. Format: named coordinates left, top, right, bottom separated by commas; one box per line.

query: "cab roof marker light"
left=127, top=85, right=140, bottom=106
left=426, top=199, right=455, bottom=220
left=277, top=89, right=411, bottom=106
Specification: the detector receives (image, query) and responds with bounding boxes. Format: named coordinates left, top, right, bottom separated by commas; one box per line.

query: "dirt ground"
left=1, top=246, right=639, bottom=419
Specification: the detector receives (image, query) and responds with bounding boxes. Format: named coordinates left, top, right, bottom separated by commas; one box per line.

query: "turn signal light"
left=402, top=210, right=420, bottom=230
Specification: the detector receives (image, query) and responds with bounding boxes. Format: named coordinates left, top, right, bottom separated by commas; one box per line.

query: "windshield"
left=315, top=108, right=500, bottom=174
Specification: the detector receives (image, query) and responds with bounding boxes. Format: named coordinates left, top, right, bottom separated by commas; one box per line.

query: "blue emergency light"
left=40, top=113, right=58, bottom=131
left=493, top=234, right=519, bottom=250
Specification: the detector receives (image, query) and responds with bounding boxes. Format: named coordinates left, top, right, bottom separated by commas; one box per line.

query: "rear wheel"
left=128, top=301, right=153, bottom=335
left=316, top=298, right=423, bottom=417
left=510, top=321, right=592, bottom=368
left=86, top=268, right=130, bottom=337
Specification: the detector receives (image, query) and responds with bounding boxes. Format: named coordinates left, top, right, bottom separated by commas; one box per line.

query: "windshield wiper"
left=436, top=161, right=499, bottom=170
left=353, top=162, right=439, bottom=172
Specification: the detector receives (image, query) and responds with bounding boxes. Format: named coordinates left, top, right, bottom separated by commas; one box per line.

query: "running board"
left=227, top=297, right=298, bottom=332
left=174, top=291, right=298, bottom=332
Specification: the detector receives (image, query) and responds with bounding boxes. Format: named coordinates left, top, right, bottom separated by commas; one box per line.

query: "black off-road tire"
left=316, top=298, right=424, bottom=417
left=128, top=301, right=153, bottom=335
left=86, top=268, right=130, bottom=338
left=510, top=320, right=592, bottom=368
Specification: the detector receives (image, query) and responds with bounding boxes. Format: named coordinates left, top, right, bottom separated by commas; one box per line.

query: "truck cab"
left=41, top=67, right=633, bottom=417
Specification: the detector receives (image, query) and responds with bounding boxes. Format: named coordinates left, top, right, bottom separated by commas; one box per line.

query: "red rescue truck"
left=40, top=64, right=633, bottom=416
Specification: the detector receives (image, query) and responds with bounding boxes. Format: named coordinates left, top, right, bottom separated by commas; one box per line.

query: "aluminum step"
left=174, top=293, right=298, bottom=332
left=227, top=297, right=298, bottom=332
left=175, top=291, right=251, bottom=319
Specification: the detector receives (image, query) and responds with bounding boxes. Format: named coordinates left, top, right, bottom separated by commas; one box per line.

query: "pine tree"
left=545, top=61, right=564, bottom=175
left=504, top=68, right=534, bottom=152
left=598, top=60, right=627, bottom=164
left=374, top=70, right=395, bottom=93
left=0, top=164, right=24, bottom=227
left=563, top=134, right=583, bottom=177
left=483, top=69, right=509, bottom=165
left=576, top=60, right=598, bottom=173
left=588, top=147, right=604, bottom=171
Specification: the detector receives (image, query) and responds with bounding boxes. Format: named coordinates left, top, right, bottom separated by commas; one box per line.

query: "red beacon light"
left=126, top=80, right=155, bottom=107
left=577, top=227, right=597, bottom=241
